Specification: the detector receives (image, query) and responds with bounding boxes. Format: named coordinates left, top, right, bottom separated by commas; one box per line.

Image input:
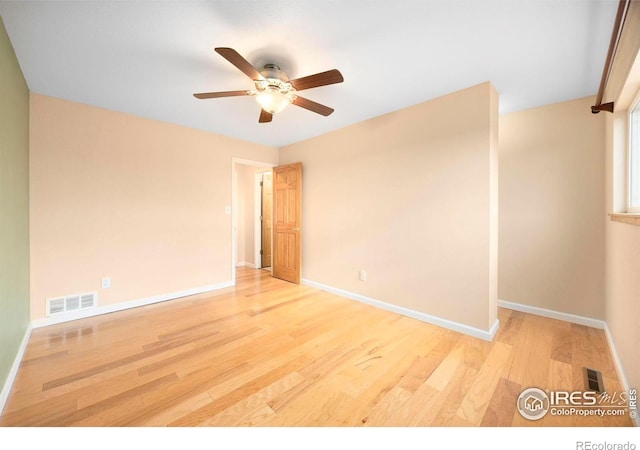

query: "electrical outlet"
left=359, top=270, right=367, bottom=281
left=101, top=277, right=111, bottom=289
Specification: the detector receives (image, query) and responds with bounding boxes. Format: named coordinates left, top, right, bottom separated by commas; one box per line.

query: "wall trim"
left=0, top=323, right=32, bottom=415
left=497, top=299, right=606, bottom=329
left=31, top=281, right=234, bottom=329
left=604, top=323, right=639, bottom=427
left=235, top=262, right=256, bottom=269
left=302, top=278, right=499, bottom=341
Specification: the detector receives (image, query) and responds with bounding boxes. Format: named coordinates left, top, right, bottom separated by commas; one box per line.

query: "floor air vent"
left=584, top=367, right=604, bottom=393
left=47, top=292, right=97, bottom=317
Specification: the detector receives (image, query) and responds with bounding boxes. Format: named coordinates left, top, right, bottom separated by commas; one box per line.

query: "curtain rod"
left=591, top=0, right=631, bottom=114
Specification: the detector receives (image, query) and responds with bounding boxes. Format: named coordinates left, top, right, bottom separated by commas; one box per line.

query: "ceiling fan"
left=193, top=47, right=344, bottom=123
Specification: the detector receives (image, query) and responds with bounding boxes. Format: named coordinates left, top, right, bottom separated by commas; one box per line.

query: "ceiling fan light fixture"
left=193, top=48, right=343, bottom=122
left=255, top=84, right=296, bottom=114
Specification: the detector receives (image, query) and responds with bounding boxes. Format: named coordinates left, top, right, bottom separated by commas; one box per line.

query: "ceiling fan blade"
left=292, top=96, right=335, bottom=116
left=193, top=90, right=249, bottom=99
left=215, top=47, right=264, bottom=81
left=259, top=109, right=273, bottom=123
left=290, top=69, right=343, bottom=91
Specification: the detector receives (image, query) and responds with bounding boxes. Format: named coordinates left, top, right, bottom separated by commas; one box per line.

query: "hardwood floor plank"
left=0, top=394, right=78, bottom=427
left=361, top=385, right=412, bottom=426
left=550, top=320, right=573, bottom=364
left=41, top=343, right=171, bottom=391
left=495, top=310, right=524, bottom=346
left=408, top=363, right=475, bottom=426
left=136, top=325, right=262, bottom=376
left=129, top=361, right=254, bottom=426
left=267, top=346, right=361, bottom=413
left=456, top=335, right=494, bottom=370
left=430, top=366, right=479, bottom=426
left=480, top=378, right=521, bottom=426
left=380, top=381, right=440, bottom=427
left=396, top=355, right=441, bottom=393
left=20, top=350, right=70, bottom=367
left=234, top=402, right=277, bottom=426
left=505, top=314, right=537, bottom=384
left=425, top=351, right=463, bottom=391
left=571, top=324, right=596, bottom=374
left=456, top=342, right=512, bottom=425
left=263, top=385, right=355, bottom=427
left=520, top=315, right=554, bottom=388
left=317, top=327, right=436, bottom=426
left=204, top=372, right=305, bottom=426
left=48, top=373, right=180, bottom=426
left=541, top=360, right=574, bottom=427
left=70, top=396, right=147, bottom=427
left=165, top=355, right=310, bottom=426
left=137, top=392, right=214, bottom=426
left=334, top=357, right=418, bottom=426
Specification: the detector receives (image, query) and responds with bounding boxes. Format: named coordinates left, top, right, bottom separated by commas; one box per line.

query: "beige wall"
left=605, top=218, right=640, bottom=392
left=499, top=96, right=606, bottom=319
left=0, top=15, right=30, bottom=395
left=30, top=94, right=278, bottom=320
left=280, top=82, right=498, bottom=333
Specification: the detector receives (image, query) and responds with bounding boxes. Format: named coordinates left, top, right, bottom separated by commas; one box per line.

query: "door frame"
left=231, top=158, right=275, bottom=284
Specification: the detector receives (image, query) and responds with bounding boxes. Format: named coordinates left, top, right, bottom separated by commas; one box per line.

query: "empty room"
left=0, top=0, right=638, bottom=445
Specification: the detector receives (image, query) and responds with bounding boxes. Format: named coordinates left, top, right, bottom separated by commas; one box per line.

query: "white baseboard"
left=604, top=323, right=639, bottom=427
left=31, top=281, right=234, bottom=329
left=236, top=262, right=256, bottom=269
left=497, top=299, right=605, bottom=329
left=302, top=279, right=499, bottom=342
left=0, top=323, right=32, bottom=415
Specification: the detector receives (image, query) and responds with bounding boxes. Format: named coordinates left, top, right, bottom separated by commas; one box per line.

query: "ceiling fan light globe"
left=256, top=87, right=293, bottom=114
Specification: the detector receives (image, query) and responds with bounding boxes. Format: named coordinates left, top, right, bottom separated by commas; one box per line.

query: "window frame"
left=628, top=90, right=640, bottom=213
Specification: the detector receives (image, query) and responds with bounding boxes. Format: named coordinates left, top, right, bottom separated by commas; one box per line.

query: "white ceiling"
left=0, top=1, right=617, bottom=147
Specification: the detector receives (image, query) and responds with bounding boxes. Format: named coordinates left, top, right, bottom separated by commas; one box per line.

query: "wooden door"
left=272, top=162, right=302, bottom=284
left=261, top=172, right=273, bottom=268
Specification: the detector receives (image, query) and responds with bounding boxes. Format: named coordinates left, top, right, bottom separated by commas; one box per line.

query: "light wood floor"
left=0, top=267, right=632, bottom=426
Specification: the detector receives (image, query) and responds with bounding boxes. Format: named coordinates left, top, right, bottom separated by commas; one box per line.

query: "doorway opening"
left=231, top=158, right=274, bottom=282
left=259, top=171, right=273, bottom=269
left=231, top=159, right=302, bottom=285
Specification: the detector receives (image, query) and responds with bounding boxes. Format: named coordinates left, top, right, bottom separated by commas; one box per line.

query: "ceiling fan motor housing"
left=254, top=64, right=297, bottom=114
left=256, top=65, right=295, bottom=94
left=259, top=64, right=289, bottom=81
